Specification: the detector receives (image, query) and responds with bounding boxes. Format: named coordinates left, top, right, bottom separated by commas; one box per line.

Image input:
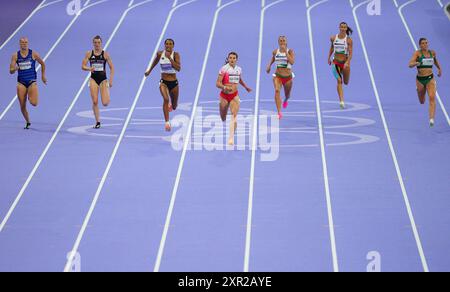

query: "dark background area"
left=0, top=0, right=42, bottom=45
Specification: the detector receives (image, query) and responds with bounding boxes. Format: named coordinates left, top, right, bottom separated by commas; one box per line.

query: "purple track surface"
left=0, top=0, right=448, bottom=272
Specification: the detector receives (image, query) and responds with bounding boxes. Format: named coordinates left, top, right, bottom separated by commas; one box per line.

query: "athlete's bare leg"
left=160, top=82, right=171, bottom=131
left=90, top=79, right=101, bottom=125
left=17, top=83, right=30, bottom=125
left=228, top=96, right=240, bottom=146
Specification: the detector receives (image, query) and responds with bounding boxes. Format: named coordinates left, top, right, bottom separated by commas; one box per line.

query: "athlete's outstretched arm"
left=239, top=76, right=252, bottom=93
left=105, top=52, right=114, bottom=87
left=328, top=36, right=334, bottom=65
left=9, top=54, right=18, bottom=75
left=82, top=51, right=94, bottom=72
left=408, top=51, right=420, bottom=68
left=169, top=52, right=181, bottom=72
left=287, top=49, right=295, bottom=66
left=266, top=50, right=276, bottom=73
left=345, top=38, right=352, bottom=68
left=433, top=50, right=442, bottom=77
left=145, top=51, right=162, bottom=77
left=33, top=51, right=47, bottom=84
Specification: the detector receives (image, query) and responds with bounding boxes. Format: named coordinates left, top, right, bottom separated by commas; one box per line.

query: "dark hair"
left=419, top=38, right=428, bottom=45
left=93, top=35, right=102, bottom=42
left=165, top=38, right=175, bottom=46
left=225, top=52, right=238, bottom=64
left=340, top=22, right=353, bottom=36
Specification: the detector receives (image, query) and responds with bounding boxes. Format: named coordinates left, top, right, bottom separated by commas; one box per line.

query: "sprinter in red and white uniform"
left=216, top=52, right=252, bottom=146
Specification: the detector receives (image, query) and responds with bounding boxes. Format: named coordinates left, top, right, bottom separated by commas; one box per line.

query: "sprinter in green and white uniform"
left=328, top=22, right=353, bottom=109
left=409, top=38, right=442, bottom=127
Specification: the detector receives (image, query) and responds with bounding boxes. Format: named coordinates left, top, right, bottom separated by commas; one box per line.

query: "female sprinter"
left=216, top=52, right=252, bottom=146
left=9, top=37, right=47, bottom=129
left=327, top=22, right=353, bottom=109
left=145, top=39, right=181, bottom=132
left=266, top=36, right=295, bottom=119
left=82, top=35, right=114, bottom=129
left=408, top=38, right=442, bottom=127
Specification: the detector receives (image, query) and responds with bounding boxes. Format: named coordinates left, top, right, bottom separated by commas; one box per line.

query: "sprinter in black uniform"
left=82, top=35, right=114, bottom=129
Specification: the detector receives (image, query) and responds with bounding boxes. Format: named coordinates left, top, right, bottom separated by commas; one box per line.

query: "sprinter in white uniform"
left=327, top=22, right=353, bottom=109
left=145, top=39, right=181, bottom=132
left=266, top=36, right=295, bottom=119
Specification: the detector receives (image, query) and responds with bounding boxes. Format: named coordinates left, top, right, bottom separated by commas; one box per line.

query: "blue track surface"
left=0, top=0, right=448, bottom=272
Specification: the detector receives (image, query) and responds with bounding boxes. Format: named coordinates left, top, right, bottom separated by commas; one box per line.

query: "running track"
left=0, top=0, right=448, bottom=272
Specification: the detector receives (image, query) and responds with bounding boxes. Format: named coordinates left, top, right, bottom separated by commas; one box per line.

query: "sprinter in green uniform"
left=409, top=38, right=442, bottom=127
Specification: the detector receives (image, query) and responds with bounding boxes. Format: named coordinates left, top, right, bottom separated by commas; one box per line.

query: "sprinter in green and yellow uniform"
left=409, top=38, right=442, bottom=127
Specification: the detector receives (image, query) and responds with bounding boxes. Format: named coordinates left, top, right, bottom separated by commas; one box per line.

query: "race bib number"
left=421, top=58, right=434, bottom=67
left=228, top=74, right=240, bottom=84
left=161, top=64, right=173, bottom=71
left=18, top=61, right=32, bottom=71
left=92, top=63, right=104, bottom=72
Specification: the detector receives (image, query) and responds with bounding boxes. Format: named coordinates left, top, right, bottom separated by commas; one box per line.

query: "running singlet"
left=219, top=63, right=242, bottom=84
left=417, top=50, right=434, bottom=69
left=89, top=50, right=107, bottom=77
left=275, top=49, right=292, bottom=69
left=333, top=34, right=348, bottom=56
left=17, top=49, right=37, bottom=83
left=160, top=50, right=177, bottom=74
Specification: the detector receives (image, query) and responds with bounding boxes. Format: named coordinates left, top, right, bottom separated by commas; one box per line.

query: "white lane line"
left=396, top=0, right=450, bottom=126
left=351, top=0, right=429, bottom=272
left=64, top=0, right=199, bottom=273
left=0, top=0, right=46, bottom=51
left=307, top=0, right=339, bottom=272
left=437, top=0, right=443, bottom=8
left=0, top=0, right=150, bottom=235
left=39, top=0, right=65, bottom=9
left=349, top=0, right=354, bottom=8
left=243, top=0, right=285, bottom=273
left=153, top=0, right=241, bottom=273
left=0, top=0, right=110, bottom=122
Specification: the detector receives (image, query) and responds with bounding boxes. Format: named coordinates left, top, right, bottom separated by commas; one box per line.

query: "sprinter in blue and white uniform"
left=9, top=37, right=47, bottom=129
left=145, top=39, right=181, bottom=132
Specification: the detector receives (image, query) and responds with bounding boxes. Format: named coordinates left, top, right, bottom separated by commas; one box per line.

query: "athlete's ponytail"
left=340, top=22, right=353, bottom=36
left=225, top=52, right=238, bottom=64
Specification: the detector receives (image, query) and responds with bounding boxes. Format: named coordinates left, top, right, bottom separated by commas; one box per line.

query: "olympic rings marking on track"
left=67, top=99, right=380, bottom=148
